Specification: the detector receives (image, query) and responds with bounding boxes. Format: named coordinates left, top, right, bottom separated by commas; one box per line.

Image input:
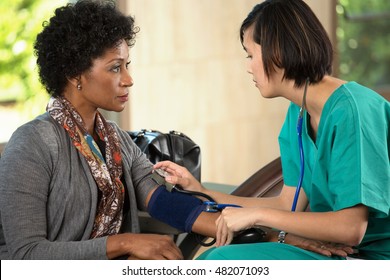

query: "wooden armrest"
left=231, top=157, right=283, bottom=198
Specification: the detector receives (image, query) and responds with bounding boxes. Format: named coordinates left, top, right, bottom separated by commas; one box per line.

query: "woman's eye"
left=246, top=55, right=252, bottom=59
left=126, top=61, right=131, bottom=69
left=112, top=65, right=120, bottom=73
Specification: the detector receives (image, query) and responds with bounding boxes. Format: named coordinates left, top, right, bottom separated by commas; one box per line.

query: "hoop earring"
left=77, top=84, right=82, bottom=91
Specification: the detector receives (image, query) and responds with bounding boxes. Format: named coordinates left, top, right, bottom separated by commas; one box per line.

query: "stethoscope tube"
left=291, top=78, right=310, bottom=212
left=172, top=187, right=216, bottom=203
left=172, top=186, right=242, bottom=246
left=292, top=115, right=304, bottom=211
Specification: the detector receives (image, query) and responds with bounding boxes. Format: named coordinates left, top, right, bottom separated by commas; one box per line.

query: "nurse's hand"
left=285, top=234, right=355, bottom=258
left=215, top=207, right=257, bottom=247
left=153, top=161, right=204, bottom=193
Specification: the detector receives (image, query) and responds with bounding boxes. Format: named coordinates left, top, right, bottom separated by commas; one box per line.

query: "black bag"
left=128, top=129, right=201, bottom=181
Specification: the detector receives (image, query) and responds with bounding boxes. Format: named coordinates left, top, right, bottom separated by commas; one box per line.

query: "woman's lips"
left=117, top=94, right=128, bottom=102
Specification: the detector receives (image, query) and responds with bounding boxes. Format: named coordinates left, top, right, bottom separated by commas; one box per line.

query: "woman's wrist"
left=264, top=229, right=279, bottom=242
left=106, top=233, right=132, bottom=259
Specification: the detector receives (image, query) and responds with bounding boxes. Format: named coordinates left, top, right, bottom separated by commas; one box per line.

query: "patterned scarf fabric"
left=47, top=97, right=124, bottom=238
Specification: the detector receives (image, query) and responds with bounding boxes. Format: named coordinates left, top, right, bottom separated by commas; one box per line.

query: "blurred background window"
left=0, top=0, right=390, bottom=171
left=0, top=0, right=67, bottom=143
left=335, top=0, right=390, bottom=100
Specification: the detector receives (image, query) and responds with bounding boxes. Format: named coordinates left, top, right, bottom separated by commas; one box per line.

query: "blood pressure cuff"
left=147, top=185, right=205, bottom=232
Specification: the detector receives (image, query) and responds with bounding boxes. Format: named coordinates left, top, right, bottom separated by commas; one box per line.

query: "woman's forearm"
left=201, top=188, right=287, bottom=210
left=191, top=212, right=219, bottom=238
left=254, top=205, right=368, bottom=246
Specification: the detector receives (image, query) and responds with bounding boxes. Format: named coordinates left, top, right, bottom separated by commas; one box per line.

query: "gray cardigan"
left=0, top=113, right=157, bottom=259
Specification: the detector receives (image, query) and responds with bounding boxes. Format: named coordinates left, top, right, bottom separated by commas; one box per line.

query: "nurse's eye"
left=125, top=61, right=131, bottom=69
left=111, top=65, right=121, bottom=73
left=246, top=55, right=252, bottom=60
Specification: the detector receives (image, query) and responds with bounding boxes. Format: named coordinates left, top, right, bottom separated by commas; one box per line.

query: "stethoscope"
left=291, top=77, right=310, bottom=212
left=153, top=171, right=242, bottom=246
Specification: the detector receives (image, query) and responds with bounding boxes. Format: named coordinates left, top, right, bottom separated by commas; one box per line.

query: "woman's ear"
left=67, top=76, right=82, bottom=90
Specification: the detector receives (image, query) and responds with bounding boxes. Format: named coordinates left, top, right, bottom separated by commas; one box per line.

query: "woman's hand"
left=215, top=207, right=355, bottom=258
left=126, top=234, right=183, bottom=260
left=107, top=233, right=183, bottom=260
left=285, top=234, right=355, bottom=258
left=215, top=207, right=258, bottom=247
left=153, top=160, right=204, bottom=192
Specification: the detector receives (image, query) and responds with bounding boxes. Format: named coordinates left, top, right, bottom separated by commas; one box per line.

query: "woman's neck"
left=83, top=114, right=97, bottom=136
left=62, top=90, right=97, bottom=136
left=283, top=76, right=346, bottom=136
left=305, top=76, right=346, bottom=127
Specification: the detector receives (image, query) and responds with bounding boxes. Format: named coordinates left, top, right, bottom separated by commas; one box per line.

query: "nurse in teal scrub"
left=156, top=0, right=390, bottom=259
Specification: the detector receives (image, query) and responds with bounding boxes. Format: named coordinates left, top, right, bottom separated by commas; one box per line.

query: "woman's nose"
left=246, top=61, right=253, bottom=75
left=121, top=71, right=134, bottom=87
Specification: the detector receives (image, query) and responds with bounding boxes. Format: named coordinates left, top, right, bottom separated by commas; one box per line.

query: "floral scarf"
left=47, top=97, right=124, bottom=238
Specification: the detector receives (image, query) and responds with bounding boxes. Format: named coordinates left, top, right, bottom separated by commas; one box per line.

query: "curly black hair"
left=34, top=0, right=138, bottom=97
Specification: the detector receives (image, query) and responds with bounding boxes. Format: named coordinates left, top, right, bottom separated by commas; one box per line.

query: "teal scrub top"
left=279, top=82, right=390, bottom=259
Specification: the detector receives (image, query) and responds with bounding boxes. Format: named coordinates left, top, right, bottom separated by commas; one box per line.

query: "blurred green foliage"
left=337, top=0, right=390, bottom=88
left=0, top=0, right=67, bottom=116
left=0, top=0, right=388, bottom=120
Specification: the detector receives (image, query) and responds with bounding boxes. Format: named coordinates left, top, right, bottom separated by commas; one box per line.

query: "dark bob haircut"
left=240, top=0, right=333, bottom=87
left=34, top=0, right=138, bottom=97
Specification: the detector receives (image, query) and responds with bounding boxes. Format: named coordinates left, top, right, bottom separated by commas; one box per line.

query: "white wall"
left=121, top=0, right=334, bottom=186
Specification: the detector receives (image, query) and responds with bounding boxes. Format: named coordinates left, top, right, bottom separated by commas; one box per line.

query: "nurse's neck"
left=303, top=76, right=347, bottom=134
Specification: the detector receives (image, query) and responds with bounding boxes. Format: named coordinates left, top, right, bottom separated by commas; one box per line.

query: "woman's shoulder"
left=12, top=113, right=59, bottom=140
left=325, top=81, right=388, bottom=115
left=321, top=82, right=389, bottom=140
left=336, top=81, right=388, bottom=104
left=5, top=112, right=65, bottom=155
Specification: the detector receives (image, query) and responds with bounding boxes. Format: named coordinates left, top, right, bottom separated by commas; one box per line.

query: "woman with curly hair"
left=0, top=0, right=218, bottom=260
